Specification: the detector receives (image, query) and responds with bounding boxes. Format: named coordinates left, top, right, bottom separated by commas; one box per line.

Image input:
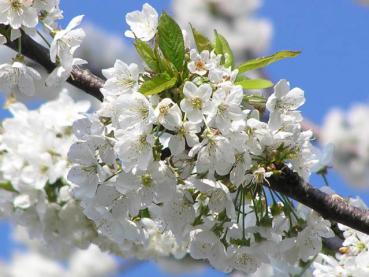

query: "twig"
left=2, top=26, right=104, bottom=101
left=268, top=167, right=369, bottom=235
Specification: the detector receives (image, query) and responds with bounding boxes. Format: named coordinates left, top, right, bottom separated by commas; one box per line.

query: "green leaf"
left=0, top=181, right=17, bottom=193
left=236, top=78, right=274, bottom=89
left=154, top=46, right=177, bottom=77
left=139, top=73, right=177, bottom=96
left=157, top=13, right=185, bottom=71
left=190, top=24, right=212, bottom=52
left=238, top=50, right=301, bottom=73
left=214, top=30, right=234, bottom=68
left=134, top=39, right=159, bottom=72
left=243, top=94, right=267, bottom=108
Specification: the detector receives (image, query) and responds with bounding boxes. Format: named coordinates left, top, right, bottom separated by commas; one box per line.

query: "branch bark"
left=3, top=29, right=369, bottom=237
left=2, top=27, right=104, bottom=101
left=268, top=167, right=369, bottom=234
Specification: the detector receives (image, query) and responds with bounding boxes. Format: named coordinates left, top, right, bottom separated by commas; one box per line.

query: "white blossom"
left=0, top=61, right=41, bottom=96
left=180, top=81, right=213, bottom=123
left=50, top=15, right=86, bottom=66
left=124, top=3, right=158, bottom=41
left=168, top=121, right=200, bottom=155
left=154, top=98, right=182, bottom=131
left=0, top=0, right=38, bottom=29
left=101, top=60, right=140, bottom=97
left=266, top=79, right=305, bottom=131
left=207, top=85, right=243, bottom=134
left=187, top=49, right=220, bottom=76
left=115, top=128, right=154, bottom=173
left=113, top=92, right=155, bottom=131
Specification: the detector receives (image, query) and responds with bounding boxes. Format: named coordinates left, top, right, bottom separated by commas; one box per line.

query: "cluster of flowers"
left=322, top=104, right=369, bottom=188
left=172, top=0, right=272, bottom=59
left=313, top=196, right=369, bottom=276
left=0, top=92, right=100, bottom=258
left=0, top=0, right=86, bottom=97
left=65, top=4, right=334, bottom=274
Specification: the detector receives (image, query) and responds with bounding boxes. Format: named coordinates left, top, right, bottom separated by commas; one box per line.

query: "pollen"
left=138, top=105, right=149, bottom=119
left=141, top=174, right=153, bottom=187
left=191, top=97, right=203, bottom=110
left=195, top=60, right=206, bottom=71
left=159, top=105, right=169, bottom=116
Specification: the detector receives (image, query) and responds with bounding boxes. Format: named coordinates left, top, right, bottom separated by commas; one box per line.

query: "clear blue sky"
left=1, top=0, right=369, bottom=276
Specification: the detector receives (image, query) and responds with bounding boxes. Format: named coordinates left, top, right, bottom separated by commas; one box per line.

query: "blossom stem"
left=17, top=37, right=21, bottom=55
left=296, top=254, right=318, bottom=277
left=321, top=174, right=330, bottom=187
left=252, top=196, right=260, bottom=225
left=242, top=188, right=246, bottom=240
left=37, top=30, right=51, bottom=47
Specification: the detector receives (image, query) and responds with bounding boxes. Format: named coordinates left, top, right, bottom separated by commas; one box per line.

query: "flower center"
left=141, top=174, right=153, bottom=187
left=235, top=153, right=244, bottom=163
left=235, top=253, right=256, bottom=268
left=10, top=0, right=22, bottom=10
left=118, top=77, right=135, bottom=89
left=191, top=97, right=203, bottom=110
left=195, top=60, right=206, bottom=71
left=218, top=103, right=228, bottom=115
left=139, top=135, right=147, bottom=145
left=138, top=105, right=149, bottom=119
left=159, top=105, right=169, bottom=116
left=178, top=126, right=186, bottom=136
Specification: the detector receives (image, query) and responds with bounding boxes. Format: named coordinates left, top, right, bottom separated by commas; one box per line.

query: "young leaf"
left=134, top=39, right=159, bottom=72
left=238, top=50, right=301, bottom=73
left=157, top=13, right=185, bottom=71
left=0, top=181, right=17, bottom=193
left=214, top=30, right=234, bottom=68
left=190, top=24, right=212, bottom=52
left=139, top=73, right=177, bottom=96
left=153, top=46, right=178, bottom=78
left=236, top=78, right=274, bottom=89
left=243, top=94, right=267, bottom=110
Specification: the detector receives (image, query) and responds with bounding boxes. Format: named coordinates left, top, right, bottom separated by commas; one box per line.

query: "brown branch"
left=2, top=26, right=104, bottom=101
left=268, top=167, right=369, bottom=235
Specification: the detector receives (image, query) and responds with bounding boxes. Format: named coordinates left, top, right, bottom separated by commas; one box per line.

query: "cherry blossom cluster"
left=0, top=92, right=100, bottom=258
left=0, top=0, right=86, bottom=97
left=2, top=1, right=367, bottom=275
left=65, top=3, right=335, bottom=274
left=322, top=104, right=369, bottom=188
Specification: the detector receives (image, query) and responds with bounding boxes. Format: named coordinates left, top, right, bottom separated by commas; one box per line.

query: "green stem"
left=17, top=37, right=21, bottom=54
left=252, top=196, right=260, bottom=225
left=296, top=254, right=318, bottom=277
left=242, top=189, right=246, bottom=240
left=322, top=174, right=330, bottom=187
left=37, top=30, right=51, bottom=47
left=262, top=187, right=269, bottom=217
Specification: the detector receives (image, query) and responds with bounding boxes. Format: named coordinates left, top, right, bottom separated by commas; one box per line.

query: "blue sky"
left=1, top=0, right=369, bottom=276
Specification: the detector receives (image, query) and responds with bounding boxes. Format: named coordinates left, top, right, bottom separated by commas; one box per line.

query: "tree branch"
left=2, top=27, right=104, bottom=101
left=268, top=167, right=369, bottom=235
